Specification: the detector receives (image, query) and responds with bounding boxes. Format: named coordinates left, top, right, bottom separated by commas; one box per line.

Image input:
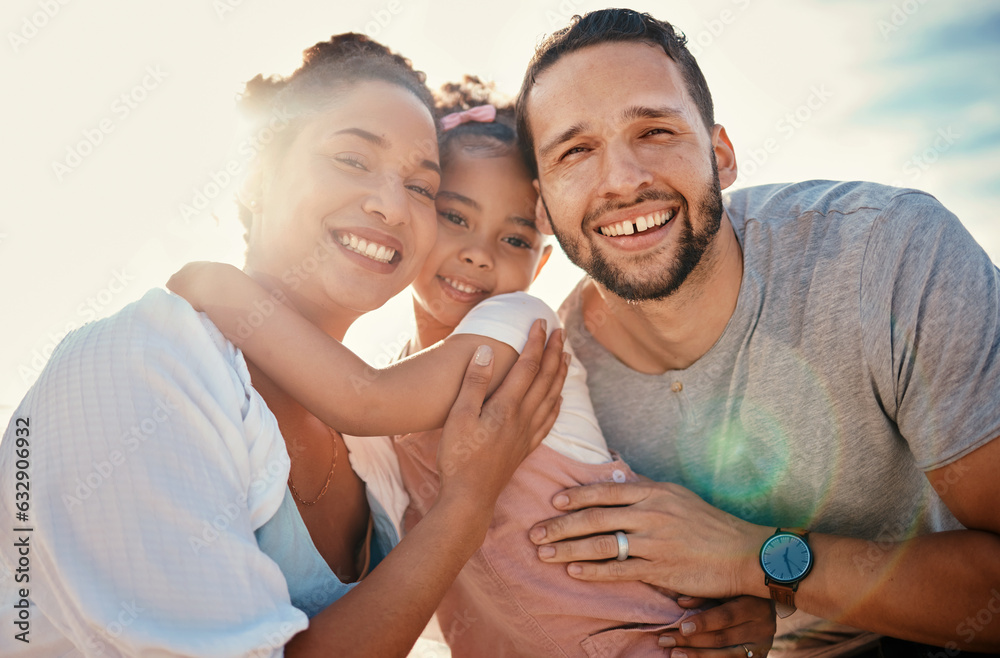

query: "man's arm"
left=527, top=435, right=1000, bottom=652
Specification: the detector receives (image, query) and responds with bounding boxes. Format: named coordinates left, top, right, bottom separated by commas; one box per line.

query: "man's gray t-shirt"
left=562, top=180, right=1000, bottom=542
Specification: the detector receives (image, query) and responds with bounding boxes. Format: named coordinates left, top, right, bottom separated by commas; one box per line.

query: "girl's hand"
left=436, top=320, right=567, bottom=520
left=166, top=261, right=243, bottom=312
left=658, top=595, right=776, bottom=658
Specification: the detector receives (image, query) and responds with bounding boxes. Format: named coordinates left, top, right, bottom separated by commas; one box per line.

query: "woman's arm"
left=167, top=262, right=523, bottom=436
left=288, top=320, right=568, bottom=657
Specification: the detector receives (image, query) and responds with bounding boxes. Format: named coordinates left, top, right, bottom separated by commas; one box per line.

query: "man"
left=516, top=8, right=1000, bottom=656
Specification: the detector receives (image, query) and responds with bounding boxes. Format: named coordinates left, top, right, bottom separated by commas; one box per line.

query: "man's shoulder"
left=724, top=180, right=940, bottom=230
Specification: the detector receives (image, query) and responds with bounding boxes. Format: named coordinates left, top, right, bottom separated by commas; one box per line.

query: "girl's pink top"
left=394, top=432, right=696, bottom=657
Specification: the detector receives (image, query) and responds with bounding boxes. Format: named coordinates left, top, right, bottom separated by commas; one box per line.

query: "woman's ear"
left=533, top=181, right=554, bottom=235
left=532, top=244, right=553, bottom=283
left=711, top=124, right=738, bottom=191
left=239, top=158, right=264, bottom=213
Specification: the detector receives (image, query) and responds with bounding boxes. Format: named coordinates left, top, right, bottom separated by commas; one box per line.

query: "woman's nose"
left=363, top=175, right=410, bottom=226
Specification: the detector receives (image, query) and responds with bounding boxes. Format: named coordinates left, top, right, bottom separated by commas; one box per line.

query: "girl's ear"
left=533, top=181, right=554, bottom=235
left=532, top=244, right=553, bottom=283
left=239, top=158, right=264, bottom=212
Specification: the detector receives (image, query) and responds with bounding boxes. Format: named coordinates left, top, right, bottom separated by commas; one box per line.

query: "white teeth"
left=336, top=232, right=396, bottom=264
left=599, top=210, right=675, bottom=237
left=443, top=277, right=483, bottom=294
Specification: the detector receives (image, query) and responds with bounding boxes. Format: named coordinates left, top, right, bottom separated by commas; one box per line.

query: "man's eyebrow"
left=621, top=105, right=688, bottom=122
left=436, top=190, right=480, bottom=209
left=538, top=123, right=586, bottom=161
left=509, top=215, right=540, bottom=233
left=333, top=127, right=441, bottom=175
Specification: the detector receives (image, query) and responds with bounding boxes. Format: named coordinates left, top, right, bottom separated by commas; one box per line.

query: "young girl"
left=168, top=79, right=770, bottom=657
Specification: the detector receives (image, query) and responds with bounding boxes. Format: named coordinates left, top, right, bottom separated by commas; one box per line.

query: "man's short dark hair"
left=515, top=8, right=715, bottom=178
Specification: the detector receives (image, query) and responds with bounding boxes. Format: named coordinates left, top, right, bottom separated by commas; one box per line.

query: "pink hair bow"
left=440, top=104, right=497, bottom=131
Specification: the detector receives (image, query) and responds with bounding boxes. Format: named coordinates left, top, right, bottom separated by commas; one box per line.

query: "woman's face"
left=246, top=80, right=441, bottom=322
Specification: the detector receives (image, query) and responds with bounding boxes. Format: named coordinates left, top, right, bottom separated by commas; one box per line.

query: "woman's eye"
left=438, top=210, right=467, bottom=227
left=408, top=184, right=436, bottom=200
left=335, top=155, right=368, bottom=170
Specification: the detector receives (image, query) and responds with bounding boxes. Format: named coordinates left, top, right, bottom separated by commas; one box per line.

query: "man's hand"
left=658, top=596, right=776, bottom=658
left=529, top=480, right=772, bottom=599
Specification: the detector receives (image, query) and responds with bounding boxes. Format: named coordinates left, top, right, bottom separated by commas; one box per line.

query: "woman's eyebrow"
left=332, top=127, right=440, bottom=175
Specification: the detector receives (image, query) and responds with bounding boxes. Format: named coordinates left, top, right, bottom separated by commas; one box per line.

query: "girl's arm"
left=289, top=331, right=567, bottom=656
left=166, top=262, right=522, bottom=436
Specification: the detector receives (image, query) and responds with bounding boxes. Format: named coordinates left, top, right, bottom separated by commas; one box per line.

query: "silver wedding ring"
left=614, top=530, right=629, bottom=561
left=742, top=643, right=754, bottom=658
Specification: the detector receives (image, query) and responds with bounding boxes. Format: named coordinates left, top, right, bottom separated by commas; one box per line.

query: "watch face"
left=761, top=533, right=812, bottom=583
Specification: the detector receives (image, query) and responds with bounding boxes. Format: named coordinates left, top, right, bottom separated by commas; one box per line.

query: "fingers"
left=528, top=483, right=650, bottom=545
left=677, top=595, right=714, bottom=609
left=447, top=344, right=495, bottom=420
left=658, top=642, right=763, bottom=658
left=658, top=596, right=776, bottom=656
left=518, top=326, right=567, bottom=415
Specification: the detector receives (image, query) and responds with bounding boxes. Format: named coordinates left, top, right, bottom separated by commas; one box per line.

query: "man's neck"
left=582, top=212, right=744, bottom=374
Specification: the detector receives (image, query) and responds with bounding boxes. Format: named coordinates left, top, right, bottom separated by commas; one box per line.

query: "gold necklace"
left=288, top=426, right=339, bottom=506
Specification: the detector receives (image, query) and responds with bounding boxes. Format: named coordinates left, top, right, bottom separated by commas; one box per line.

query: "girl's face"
left=245, top=80, right=441, bottom=325
left=412, top=149, right=551, bottom=333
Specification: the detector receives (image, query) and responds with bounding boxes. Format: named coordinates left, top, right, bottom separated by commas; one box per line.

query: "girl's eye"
left=408, top=184, right=436, bottom=200
left=503, top=236, right=533, bottom=249
left=438, top=210, right=467, bottom=227
left=335, top=154, right=368, bottom=170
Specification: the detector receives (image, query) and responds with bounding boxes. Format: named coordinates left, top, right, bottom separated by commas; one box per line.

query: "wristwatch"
left=759, top=527, right=813, bottom=618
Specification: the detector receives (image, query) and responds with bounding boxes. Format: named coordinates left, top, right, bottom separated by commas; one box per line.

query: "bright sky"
left=2, top=0, right=998, bottom=427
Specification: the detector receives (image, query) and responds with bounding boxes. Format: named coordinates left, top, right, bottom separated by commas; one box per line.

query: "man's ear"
left=533, top=180, right=554, bottom=235
left=711, top=124, right=738, bottom=191
left=532, top=244, right=553, bottom=283
left=238, top=158, right=264, bottom=212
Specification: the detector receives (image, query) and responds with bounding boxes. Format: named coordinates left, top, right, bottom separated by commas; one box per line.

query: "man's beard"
left=545, top=155, right=724, bottom=302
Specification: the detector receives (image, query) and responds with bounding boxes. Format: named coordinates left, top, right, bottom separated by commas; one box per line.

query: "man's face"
left=526, top=41, right=735, bottom=301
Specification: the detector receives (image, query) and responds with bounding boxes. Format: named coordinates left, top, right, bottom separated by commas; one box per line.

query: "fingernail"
left=681, top=621, right=696, bottom=635
left=673, top=651, right=688, bottom=658
left=567, top=564, right=582, bottom=576
left=563, top=352, right=572, bottom=366
left=540, top=319, right=548, bottom=333
left=538, top=546, right=555, bottom=558
left=474, top=344, right=493, bottom=366
left=553, top=494, right=569, bottom=508
left=658, top=636, right=676, bottom=648
left=529, top=526, right=546, bottom=542
left=677, top=595, right=693, bottom=603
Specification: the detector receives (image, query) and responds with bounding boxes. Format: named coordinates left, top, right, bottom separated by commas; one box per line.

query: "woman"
left=0, top=34, right=566, bottom=656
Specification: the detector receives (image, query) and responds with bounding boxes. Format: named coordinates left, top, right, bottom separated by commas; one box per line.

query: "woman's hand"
left=436, top=319, right=567, bottom=523
left=658, top=595, right=776, bottom=658
left=166, top=261, right=243, bottom=312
